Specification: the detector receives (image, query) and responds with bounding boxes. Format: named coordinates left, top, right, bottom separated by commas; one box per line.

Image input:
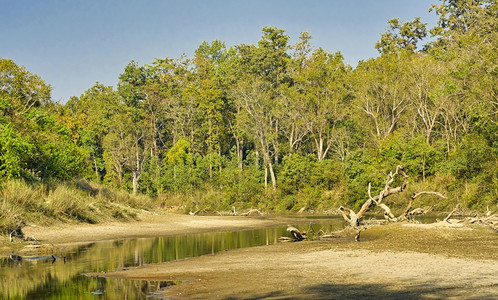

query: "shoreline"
left=1, top=212, right=313, bottom=255
left=2, top=213, right=497, bottom=299
left=92, top=223, right=498, bottom=299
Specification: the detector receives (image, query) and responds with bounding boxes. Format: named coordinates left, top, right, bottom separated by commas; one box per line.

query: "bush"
left=279, top=154, right=314, bottom=195
left=444, top=133, right=492, bottom=179
left=47, top=185, right=96, bottom=223
left=0, top=180, right=45, bottom=234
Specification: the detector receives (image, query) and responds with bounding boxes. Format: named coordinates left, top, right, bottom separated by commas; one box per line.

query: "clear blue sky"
left=1, top=0, right=439, bottom=102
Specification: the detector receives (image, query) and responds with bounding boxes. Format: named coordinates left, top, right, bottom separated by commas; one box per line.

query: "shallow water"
left=0, top=218, right=343, bottom=299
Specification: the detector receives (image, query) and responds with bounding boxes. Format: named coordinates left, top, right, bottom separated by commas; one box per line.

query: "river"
left=0, top=218, right=343, bottom=299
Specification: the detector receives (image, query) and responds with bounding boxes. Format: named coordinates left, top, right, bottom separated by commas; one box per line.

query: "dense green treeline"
left=1, top=0, right=497, bottom=217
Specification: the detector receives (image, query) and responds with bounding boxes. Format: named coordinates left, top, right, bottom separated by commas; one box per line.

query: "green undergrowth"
left=0, top=179, right=157, bottom=235
left=155, top=178, right=477, bottom=217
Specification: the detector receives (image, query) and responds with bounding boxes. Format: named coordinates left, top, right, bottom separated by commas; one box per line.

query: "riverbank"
left=2, top=213, right=497, bottom=299
left=93, top=222, right=498, bottom=299
left=0, top=212, right=304, bottom=254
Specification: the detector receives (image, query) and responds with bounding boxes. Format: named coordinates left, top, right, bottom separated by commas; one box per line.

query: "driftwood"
left=9, top=215, right=26, bottom=242
left=217, top=206, right=237, bottom=216
left=287, top=226, right=306, bottom=240
left=278, top=226, right=307, bottom=242
left=240, top=208, right=263, bottom=216
left=443, top=205, right=461, bottom=222
left=338, top=165, right=447, bottom=241
left=189, top=207, right=264, bottom=217
left=441, top=206, right=498, bottom=232
left=8, top=215, right=37, bottom=243
left=188, top=208, right=208, bottom=216
left=339, top=165, right=409, bottom=228
left=9, top=227, right=25, bottom=242
left=399, top=192, right=446, bottom=221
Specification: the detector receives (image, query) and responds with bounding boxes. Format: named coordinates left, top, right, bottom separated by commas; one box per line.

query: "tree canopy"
left=1, top=0, right=496, bottom=211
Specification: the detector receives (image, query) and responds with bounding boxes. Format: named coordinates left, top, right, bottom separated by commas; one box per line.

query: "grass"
left=0, top=179, right=159, bottom=235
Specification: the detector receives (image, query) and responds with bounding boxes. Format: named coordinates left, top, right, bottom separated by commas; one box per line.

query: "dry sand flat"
left=100, top=240, right=498, bottom=299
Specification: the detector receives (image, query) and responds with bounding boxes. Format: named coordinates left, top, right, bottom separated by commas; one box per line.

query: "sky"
left=1, top=0, right=439, bottom=102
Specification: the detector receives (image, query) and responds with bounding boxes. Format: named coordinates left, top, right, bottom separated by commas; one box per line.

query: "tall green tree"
left=352, top=52, right=411, bottom=144
left=60, top=84, right=120, bottom=181
left=192, top=40, right=229, bottom=176
left=375, top=17, right=428, bottom=54
left=0, top=58, right=51, bottom=114
left=293, top=48, right=351, bottom=161
left=1, top=59, right=87, bottom=181
left=232, top=76, right=278, bottom=189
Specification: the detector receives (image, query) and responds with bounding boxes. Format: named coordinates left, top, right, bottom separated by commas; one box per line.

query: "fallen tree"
left=189, top=207, right=265, bottom=217
left=338, top=165, right=447, bottom=241
left=439, top=205, right=498, bottom=232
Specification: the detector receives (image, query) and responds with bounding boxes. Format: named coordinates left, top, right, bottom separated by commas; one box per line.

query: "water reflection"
left=0, top=220, right=341, bottom=299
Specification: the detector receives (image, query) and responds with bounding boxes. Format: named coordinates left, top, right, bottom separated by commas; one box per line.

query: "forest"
left=0, top=0, right=496, bottom=231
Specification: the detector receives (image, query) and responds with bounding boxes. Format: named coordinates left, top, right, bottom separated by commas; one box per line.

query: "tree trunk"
left=264, top=165, right=268, bottom=188
left=92, top=155, right=99, bottom=180
left=260, top=135, right=277, bottom=189
left=238, top=139, right=243, bottom=170
left=268, top=159, right=277, bottom=189
left=132, top=172, right=139, bottom=195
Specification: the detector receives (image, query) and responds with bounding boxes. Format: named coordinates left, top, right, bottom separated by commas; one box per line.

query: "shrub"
left=47, top=185, right=97, bottom=223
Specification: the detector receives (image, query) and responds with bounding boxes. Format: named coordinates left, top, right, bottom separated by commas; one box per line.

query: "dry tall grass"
left=0, top=179, right=159, bottom=235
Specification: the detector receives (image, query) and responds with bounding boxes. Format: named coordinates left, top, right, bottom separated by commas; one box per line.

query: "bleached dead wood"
left=443, top=205, right=461, bottom=222
left=240, top=208, right=263, bottom=216
left=9, top=215, right=26, bottom=242
left=8, top=216, right=37, bottom=242
left=398, top=191, right=446, bottom=221
left=441, top=206, right=497, bottom=232
left=337, top=165, right=447, bottom=241
left=188, top=208, right=208, bottom=216
left=339, top=166, right=407, bottom=230
left=286, top=226, right=306, bottom=241
left=217, top=206, right=237, bottom=216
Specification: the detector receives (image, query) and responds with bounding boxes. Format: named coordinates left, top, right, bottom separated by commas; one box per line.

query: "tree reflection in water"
left=0, top=221, right=340, bottom=299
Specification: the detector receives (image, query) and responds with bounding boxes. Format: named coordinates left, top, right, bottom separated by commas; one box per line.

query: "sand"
left=9, top=212, right=498, bottom=299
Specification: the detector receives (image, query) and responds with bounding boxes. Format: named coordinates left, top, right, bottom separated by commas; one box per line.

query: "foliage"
left=375, top=17, right=428, bottom=54
left=0, top=0, right=497, bottom=219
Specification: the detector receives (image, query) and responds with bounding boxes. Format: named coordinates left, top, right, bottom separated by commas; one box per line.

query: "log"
left=339, top=166, right=407, bottom=228
left=443, top=205, right=461, bottom=223
left=441, top=207, right=498, bottom=232
left=240, top=208, right=263, bottom=216
left=217, top=206, right=237, bottom=216
left=8, top=215, right=27, bottom=242
left=189, top=208, right=208, bottom=216
left=286, top=226, right=306, bottom=241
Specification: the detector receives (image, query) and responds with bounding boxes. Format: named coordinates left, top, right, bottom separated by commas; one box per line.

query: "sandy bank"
left=19, top=212, right=297, bottom=245
left=4, top=213, right=498, bottom=299
left=98, top=241, right=498, bottom=299
left=90, top=222, right=498, bottom=299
